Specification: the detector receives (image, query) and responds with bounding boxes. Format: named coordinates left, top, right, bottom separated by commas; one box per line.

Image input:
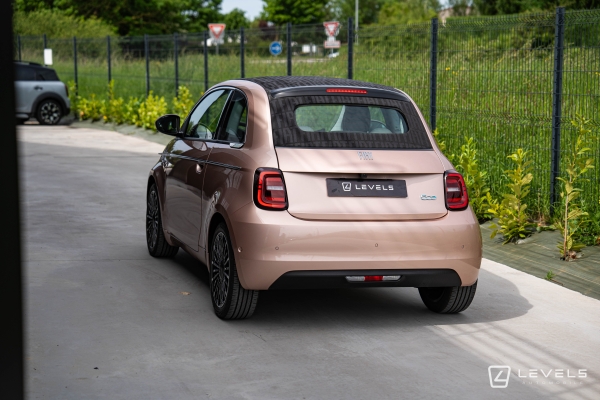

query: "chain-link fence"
left=14, top=9, right=600, bottom=213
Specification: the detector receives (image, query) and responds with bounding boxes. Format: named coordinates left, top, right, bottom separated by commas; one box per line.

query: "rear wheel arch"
left=206, top=212, right=248, bottom=287
left=32, top=92, right=67, bottom=115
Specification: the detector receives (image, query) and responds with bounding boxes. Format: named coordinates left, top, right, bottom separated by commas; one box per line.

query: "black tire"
left=419, top=281, right=477, bottom=314
left=146, top=183, right=178, bottom=258
left=36, top=99, right=63, bottom=125
left=210, top=223, right=258, bottom=319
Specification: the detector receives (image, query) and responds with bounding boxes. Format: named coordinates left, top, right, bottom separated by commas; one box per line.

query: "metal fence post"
left=144, top=34, right=150, bottom=97
left=107, top=36, right=112, bottom=83
left=550, top=7, right=566, bottom=214
left=429, top=18, right=439, bottom=132
left=174, top=33, right=179, bottom=97
left=240, top=27, right=245, bottom=78
left=348, top=17, right=354, bottom=80
left=17, top=35, right=21, bottom=61
left=287, top=23, right=292, bottom=76
left=43, top=33, right=47, bottom=49
left=204, top=31, right=209, bottom=92
left=73, top=36, right=78, bottom=95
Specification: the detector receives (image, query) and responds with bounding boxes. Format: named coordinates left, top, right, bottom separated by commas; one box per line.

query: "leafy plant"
left=489, top=149, right=536, bottom=243
left=556, top=115, right=596, bottom=260
left=77, top=94, right=104, bottom=121
left=545, top=270, right=556, bottom=281
left=102, top=80, right=127, bottom=124
left=172, top=86, right=195, bottom=118
left=136, top=91, right=168, bottom=130
left=454, top=137, right=496, bottom=222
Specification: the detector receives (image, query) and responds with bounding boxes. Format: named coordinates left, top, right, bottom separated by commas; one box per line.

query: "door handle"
left=34, top=86, right=43, bottom=91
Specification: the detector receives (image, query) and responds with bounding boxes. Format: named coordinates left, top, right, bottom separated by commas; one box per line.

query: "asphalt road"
left=20, top=125, right=600, bottom=399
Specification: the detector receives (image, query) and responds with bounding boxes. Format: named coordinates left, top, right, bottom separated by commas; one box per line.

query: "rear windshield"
left=295, top=105, right=408, bottom=134
left=270, top=95, right=432, bottom=150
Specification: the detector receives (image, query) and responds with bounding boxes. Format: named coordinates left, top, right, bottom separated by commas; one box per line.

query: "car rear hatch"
left=269, top=86, right=447, bottom=221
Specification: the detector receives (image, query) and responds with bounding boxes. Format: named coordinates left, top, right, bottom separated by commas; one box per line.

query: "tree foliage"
left=262, top=0, right=328, bottom=25
left=378, top=0, right=439, bottom=25
left=474, top=0, right=600, bottom=15
left=14, top=0, right=223, bottom=36
left=13, top=8, right=115, bottom=37
left=222, top=8, right=250, bottom=30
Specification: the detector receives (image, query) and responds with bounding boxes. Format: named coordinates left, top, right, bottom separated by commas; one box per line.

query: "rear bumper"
left=228, top=203, right=482, bottom=290
left=270, top=269, right=461, bottom=289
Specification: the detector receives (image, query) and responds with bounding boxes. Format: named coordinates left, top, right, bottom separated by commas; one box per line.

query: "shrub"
left=454, top=137, right=496, bottom=222
left=172, top=86, right=195, bottom=118
left=13, top=9, right=115, bottom=38
left=489, top=149, right=536, bottom=243
left=556, top=115, right=596, bottom=260
left=136, top=92, right=168, bottom=130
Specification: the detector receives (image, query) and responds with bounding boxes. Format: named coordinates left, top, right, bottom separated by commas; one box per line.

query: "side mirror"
left=155, top=114, right=181, bottom=136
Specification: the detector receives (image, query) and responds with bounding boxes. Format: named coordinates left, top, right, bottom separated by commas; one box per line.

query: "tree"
left=378, top=0, right=439, bottom=25
left=222, top=8, right=250, bottom=30
left=262, top=0, right=328, bottom=25
left=13, top=8, right=116, bottom=37
left=474, top=0, right=600, bottom=15
left=329, top=0, right=385, bottom=26
left=14, top=0, right=223, bottom=36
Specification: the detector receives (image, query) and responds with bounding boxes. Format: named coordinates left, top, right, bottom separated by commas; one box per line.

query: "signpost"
left=208, top=23, right=226, bottom=55
left=323, top=21, right=341, bottom=49
left=269, top=41, right=282, bottom=56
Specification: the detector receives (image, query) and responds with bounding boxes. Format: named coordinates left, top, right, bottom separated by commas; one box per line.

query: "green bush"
left=453, top=137, right=496, bottom=222
left=13, top=9, right=115, bottom=37
left=489, top=149, right=536, bottom=243
left=556, top=115, right=597, bottom=260
left=172, top=86, right=195, bottom=119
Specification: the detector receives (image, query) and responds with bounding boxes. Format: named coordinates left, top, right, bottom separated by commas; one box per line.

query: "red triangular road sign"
left=323, top=21, right=340, bottom=37
left=208, top=23, right=226, bottom=40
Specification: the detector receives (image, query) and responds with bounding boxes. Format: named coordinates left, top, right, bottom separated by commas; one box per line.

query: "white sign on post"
left=44, top=48, right=53, bottom=65
left=208, top=23, right=226, bottom=45
left=323, top=21, right=341, bottom=49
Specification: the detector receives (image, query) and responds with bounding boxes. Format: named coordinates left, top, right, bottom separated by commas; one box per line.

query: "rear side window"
left=15, top=65, right=35, bottom=81
left=295, top=105, right=408, bottom=134
left=36, top=69, right=60, bottom=81
left=270, top=96, right=432, bottom=150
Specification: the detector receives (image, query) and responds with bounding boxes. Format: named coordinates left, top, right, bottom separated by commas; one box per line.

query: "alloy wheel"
left=211, top=232, right=231, bottom=308
left=146, top=189, right=159, bottom=250
left=40, top=101, right=61, bottom=124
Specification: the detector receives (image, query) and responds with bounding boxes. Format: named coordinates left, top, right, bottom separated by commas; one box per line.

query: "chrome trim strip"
left=160, top=152, right=241, bottom=170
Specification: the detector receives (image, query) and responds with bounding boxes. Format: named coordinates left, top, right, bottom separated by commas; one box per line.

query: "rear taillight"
left=254, top=168, right=288, bottom=210
left=445, top=171, right=469, bottom=211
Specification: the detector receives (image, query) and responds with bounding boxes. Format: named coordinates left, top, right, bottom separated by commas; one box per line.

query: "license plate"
left=326, top=179, right=407, bottom=198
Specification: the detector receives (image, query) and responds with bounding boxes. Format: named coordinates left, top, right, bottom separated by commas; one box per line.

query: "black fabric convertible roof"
left=243, top=76, right=398, bottom=93
left=242, top=77, right=431, bottom=150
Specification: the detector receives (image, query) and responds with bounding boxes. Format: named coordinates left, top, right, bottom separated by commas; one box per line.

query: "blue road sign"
left=269, top=41, right=283, bottom=56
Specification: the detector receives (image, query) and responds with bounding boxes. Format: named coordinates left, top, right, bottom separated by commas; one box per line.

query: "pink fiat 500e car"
left=146, top=76, right=482, bottom=319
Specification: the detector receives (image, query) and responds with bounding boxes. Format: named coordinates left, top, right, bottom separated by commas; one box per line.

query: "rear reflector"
left=326, top=88, right=367, bottom=94
left=445, top=171, right=469, bottom=211
left=254, top=168, right=288, bottom=210
left=346, top=275, right=401, bottom=282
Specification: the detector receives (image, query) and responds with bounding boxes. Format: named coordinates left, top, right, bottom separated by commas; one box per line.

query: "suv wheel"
left=36, top=99, right=63, bottom=125
left=146, top=183, right=178, bottom=257
left=210, top=223, right=258, bottom=319
left=418, top=281, right=477, bottom=314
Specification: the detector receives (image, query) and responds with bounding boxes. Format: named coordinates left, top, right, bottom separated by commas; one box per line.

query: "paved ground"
left=20, top=125, right=600, bottom=399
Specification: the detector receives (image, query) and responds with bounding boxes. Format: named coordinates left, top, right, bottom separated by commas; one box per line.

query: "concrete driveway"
left=20, top=125, right=600, bottom=399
